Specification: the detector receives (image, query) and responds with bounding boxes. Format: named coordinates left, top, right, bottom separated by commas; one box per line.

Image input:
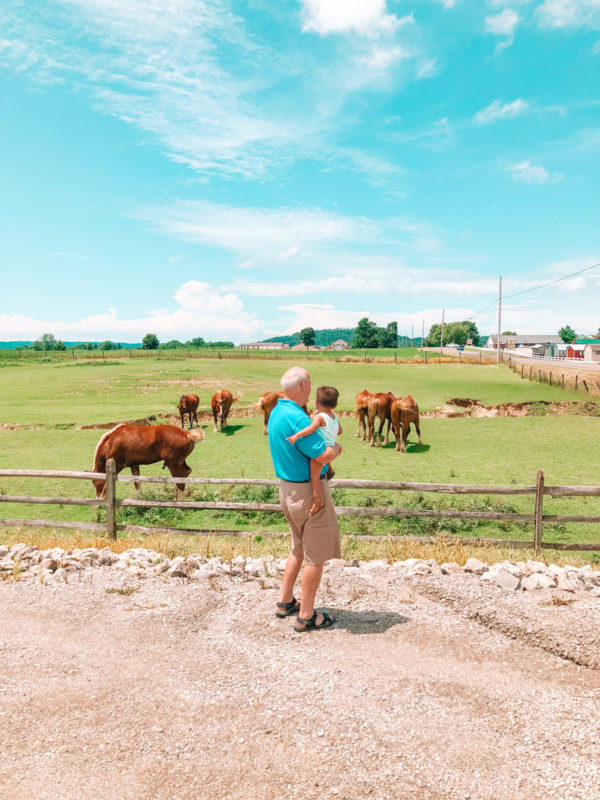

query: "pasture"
left=0, top=357, right=598, bottom=558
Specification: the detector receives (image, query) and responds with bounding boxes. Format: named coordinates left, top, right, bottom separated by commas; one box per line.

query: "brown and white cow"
left=211, top=389, right=241, bottom=432
left=178, top=393, right=199, bottom=429
left=355, top=389, right=373, bottom=441
left=390, top=396, right=423, bottom=453
left=367, top=392, right=395, bottom=447
left=254, top=391, right=285, bottom=435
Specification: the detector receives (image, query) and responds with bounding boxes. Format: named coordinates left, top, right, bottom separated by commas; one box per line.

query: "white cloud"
left=536, top=0, right=600, bottom=29
left=0, top=282, right=264, bottom=344
left=509, top=160, right=563, bottom=183
left=474, top=98, right=529, bottom=124
left=300, top=0, right=409, bottom=36
left=485, top=8, right=521, bottom=35
left=139, top=201, right=375, bottom=258
left=359, top=44, right=412, bottom=70
left=484, top=8, right=520, bottom=47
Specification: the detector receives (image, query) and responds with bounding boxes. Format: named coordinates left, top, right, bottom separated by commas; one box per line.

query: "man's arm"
left=314, top=443, right=342, bottom=465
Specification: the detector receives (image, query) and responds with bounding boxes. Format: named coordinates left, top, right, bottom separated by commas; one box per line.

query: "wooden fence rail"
left=1, top=462, right=600, bottom=553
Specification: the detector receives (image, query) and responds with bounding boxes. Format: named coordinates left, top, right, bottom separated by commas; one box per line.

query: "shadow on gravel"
left=326, top=609, right=409, bottom=635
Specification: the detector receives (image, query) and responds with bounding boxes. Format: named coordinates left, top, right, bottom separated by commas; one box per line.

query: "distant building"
left=584, top=343, right=600, bottom=362
left=290, top=343, right=319, bottom=351
left=485, top=335, right=563, bottom=352
left=566, top=343, right=585, bottom=360
left=239, top=342, right=289, bottom=350
left=328, top=339, right=351, bottom=351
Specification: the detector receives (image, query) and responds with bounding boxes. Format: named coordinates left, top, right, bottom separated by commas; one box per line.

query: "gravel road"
left=1, top=561, right=600, bottom=800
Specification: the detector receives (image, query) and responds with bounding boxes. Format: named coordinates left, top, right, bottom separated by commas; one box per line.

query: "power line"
left=467, top=260, right=600, bottom=321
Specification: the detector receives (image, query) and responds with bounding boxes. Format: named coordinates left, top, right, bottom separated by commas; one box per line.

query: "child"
left=286, top=385, right=342, bottom=516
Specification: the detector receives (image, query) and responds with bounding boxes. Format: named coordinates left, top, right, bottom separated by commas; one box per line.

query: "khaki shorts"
left=278, top=479, right=341, bottom=566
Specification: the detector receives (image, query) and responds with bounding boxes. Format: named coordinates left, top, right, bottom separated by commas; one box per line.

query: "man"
left=268, top=366, right=342, bottom=632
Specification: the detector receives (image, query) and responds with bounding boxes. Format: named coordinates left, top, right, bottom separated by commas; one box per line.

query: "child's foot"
left=309, top=497, right=325, bottom=516
left=326, top=467, right=335, bottom=480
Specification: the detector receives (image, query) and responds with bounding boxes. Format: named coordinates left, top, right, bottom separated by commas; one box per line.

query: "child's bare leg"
left=308, top=459, right=325, bottom=516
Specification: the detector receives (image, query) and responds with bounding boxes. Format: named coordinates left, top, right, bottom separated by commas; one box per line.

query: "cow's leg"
left=384, top=418, right=391, bottom=446
left=180, top=412, right=185, bottom=429
left=355, top=411, right=362, bottom=438
left=130, top=464, right=141, bottom=491
left=263, top=410, right=269, bottom=435
left=168, top=462, right=192, bottom=500
left=377, top=415, right=385, bottom=447
left=401, top=419, right=409, bottom=453
left=212, top=407, right=219, bottom=433
left=193, top=410, right=199, bottom=428
left=415, top=416, right=423, bottom=445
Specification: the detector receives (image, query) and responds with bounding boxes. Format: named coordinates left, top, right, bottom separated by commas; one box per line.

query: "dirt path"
left=2, top=566, right=600, bottom=800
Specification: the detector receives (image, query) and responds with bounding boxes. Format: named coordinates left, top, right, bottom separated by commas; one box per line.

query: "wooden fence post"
left=575, top=374, right=578, bottom=390
left=529, top=365, right=532, bottom=380
left=534, top=469, right=544, bottom=555
left=583, top=379, right=589, bottom=393
left=105, top=458, right=117, bottom=541
left=549, top=372, right=552, bottom=386
left=561, top=374, right=564, bottom=390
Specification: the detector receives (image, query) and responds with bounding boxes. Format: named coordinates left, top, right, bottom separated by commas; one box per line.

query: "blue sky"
left=1, top=0, right=599, bottom=344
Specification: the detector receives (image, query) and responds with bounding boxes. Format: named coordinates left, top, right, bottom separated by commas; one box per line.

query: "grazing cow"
left=92, top=423, right=203, bottom=499
left=254, top=391, right=285, bottom=435
left=355, top=389, right=374, bottom=440
left=211, top=389, right=241, bottom=432
left=178, top=393, right=199, bottom=429
left=390, top=396, right=423, bottom=453
left=367, top=392, right=395, bottom=447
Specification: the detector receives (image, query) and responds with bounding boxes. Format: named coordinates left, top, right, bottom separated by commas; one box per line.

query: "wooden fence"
left=1, top=461, right=600, bottom=553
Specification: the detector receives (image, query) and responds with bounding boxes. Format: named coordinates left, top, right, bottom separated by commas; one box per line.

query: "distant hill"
left=262, top=328, right=356, bottom=347
left=0, top=341, right=140, bottom=349
left=261, top=328, right=428, bottom=348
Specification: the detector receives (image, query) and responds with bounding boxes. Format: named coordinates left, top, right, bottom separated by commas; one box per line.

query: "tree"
left=353, top=317, right=379, bottom=348
left=300, top=327, right=315, bottom=347
left=33, top=333, right=57, bottom=351
left=558, top=325, right=577, bottom=344
left=55, top=340, right=67, bottom=351
left=100, top=340, right=115, bottom=350
left=594, top=329, right=600, bottom=340
left=142, top=333, right=159, bottom=350
left=189, top=336, right=205, bottom=348
left=426, top=320, right=480, bottom=347
left=378, top=321, right=398, bottom=348
left=502, top=331, right=517, bottom=336
left=161, top=339, right=183, bottom=350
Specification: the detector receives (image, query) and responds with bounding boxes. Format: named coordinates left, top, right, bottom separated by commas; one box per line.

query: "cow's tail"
left=188, top=427, right=205, bottom=442
left=232, top=392, right=242, bottom=403
left=253, top=397, right=264, bottom=412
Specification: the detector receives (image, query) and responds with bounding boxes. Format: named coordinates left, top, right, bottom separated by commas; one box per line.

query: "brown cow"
left=92, top=423, right=203, bottom=499
left=178, top=393, right=199, bottom=429
left=254, top=391, right=285, bottom=435
left=211, top=389, right=241, bottom=432
left=367, top=392, right=395, bottom=447
left=355, top=389, right=373, bottom=441
left=390, top=396, right=423, bottom=453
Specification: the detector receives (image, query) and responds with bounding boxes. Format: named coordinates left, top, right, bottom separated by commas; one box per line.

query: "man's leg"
left=279, top=552, right=303, bottom=605
left=296, top=564, right=325, bottom=628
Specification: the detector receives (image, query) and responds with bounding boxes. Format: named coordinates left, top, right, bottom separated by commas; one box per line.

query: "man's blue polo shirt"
left=268, top=398, right=327, bottom=481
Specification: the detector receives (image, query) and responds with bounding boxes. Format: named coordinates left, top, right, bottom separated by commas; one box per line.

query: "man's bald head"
left=281, top=366, right=310, bottom=391
left=281, top=366, right=311, bottom=406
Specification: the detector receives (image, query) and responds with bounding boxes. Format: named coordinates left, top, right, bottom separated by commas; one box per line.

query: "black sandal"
left=294, top=611, right=334, bottom=632
left=275, top=597, right=300, bottom=618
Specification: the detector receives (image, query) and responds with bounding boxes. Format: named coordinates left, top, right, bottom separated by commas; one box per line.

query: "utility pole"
left=421, top=320, right=425, bottom=348
left=497, top=276, right=502, bottom=364
left=440, top=309, right=445, bottom=355
left=411, top=324, right=414, bottom=347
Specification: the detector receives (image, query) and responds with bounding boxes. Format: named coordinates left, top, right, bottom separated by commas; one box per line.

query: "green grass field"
left=0, top=357, right=598, bottom=557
